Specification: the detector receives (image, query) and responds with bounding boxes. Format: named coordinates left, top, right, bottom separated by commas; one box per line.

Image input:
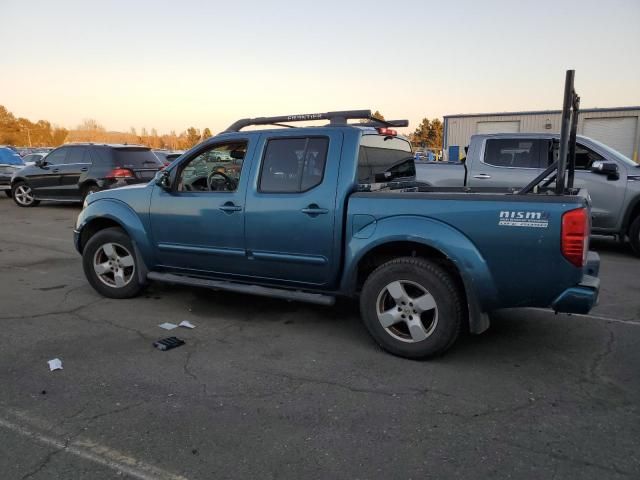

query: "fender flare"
left=76, top=199, right=154, bottom=281
left=341, top=215, right=498, bottom=334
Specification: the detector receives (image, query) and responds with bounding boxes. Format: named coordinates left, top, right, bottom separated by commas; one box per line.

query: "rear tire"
left=82, top=227, right=144, bottom=299
left=360, top=257, right=463, bottom=359
left=82, top=183, right=100, bottom=201
left=11, top=181, right=40, bottom=207
left=629, top=216, right=640, bottom=257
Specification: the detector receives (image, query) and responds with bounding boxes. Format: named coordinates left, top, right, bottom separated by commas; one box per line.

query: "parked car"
left=10, top=143, right=163, bottom=207
left=22, top=152, right=48, bottom=166
left=416, top=133, right=640, bottom=255
left=153, top=150, right=183, bottom=166
left=0, top=147, right=25, bottom=197
left=73, top=110, right=600, bottom=359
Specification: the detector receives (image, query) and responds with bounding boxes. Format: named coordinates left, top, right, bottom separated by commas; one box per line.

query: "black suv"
left=11, top=144, right=163, bottom=207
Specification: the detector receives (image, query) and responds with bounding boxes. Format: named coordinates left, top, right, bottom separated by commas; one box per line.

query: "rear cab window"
left=357, top=131, right=413, bottom=183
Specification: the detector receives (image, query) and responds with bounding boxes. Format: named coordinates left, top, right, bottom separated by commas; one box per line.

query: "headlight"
left=83, top=198, right=89, bottom=209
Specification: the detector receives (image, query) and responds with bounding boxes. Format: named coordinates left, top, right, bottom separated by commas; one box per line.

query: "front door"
left=29, top=146, right=68, bottom=198
left=244, top=131, right=342, bottom=286
left=58, top=146, right=91, bottom=199
left=149, top=139, right=253, bottom=275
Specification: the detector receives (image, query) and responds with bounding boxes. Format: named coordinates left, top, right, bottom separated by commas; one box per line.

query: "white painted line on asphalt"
left=0, top=415, right=190, bottom=480
left=529, top=308, right=640, bottom=326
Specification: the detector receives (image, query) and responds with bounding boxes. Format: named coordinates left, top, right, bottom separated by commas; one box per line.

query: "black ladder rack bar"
left=223, top=110, right=409, bottom=132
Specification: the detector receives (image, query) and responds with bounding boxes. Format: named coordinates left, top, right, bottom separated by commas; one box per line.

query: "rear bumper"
left=551, top=252, right=600, bottom=314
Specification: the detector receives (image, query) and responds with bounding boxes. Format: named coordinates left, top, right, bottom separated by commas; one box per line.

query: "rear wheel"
left=82, top=227, right=144, bottom=299
left=629, top=216, right=640, bottom=256
left=360, top=257, right=463, bottom=359
left=82, top=183, right=100, bottom=201
left=12, top=182, right=40, bottom=207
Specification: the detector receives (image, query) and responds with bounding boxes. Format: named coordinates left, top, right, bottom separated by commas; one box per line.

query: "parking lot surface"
left=0, top=197, right=639, bottom=479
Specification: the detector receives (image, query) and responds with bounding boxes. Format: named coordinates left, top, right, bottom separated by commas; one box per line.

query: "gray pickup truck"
left=415, top=133, right=640, bottom=254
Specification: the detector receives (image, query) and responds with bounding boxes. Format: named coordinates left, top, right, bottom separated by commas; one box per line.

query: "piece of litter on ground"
left=158, top=322, right=178, bottom=330
left=153, top=337, right=185, bottom=351
left=48, top=358, right=63, bottom=371
left=179, top=320, right=196, bottom=329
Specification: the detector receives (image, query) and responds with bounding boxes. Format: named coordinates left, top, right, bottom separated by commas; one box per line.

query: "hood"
left=85, top=181, right=152, bottom=207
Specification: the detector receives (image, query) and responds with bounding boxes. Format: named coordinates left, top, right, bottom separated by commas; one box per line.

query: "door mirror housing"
left=591, top=161, right=619, bottom=180
left=35, top=158, right=45, bottom=168
left=155, top=169, right=171, bottom=190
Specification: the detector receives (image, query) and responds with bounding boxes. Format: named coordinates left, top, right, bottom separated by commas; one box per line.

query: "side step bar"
left=146, top=272, right=336, bottom=306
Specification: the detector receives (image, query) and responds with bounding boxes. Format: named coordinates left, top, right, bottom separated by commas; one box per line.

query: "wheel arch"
left=623, top=193, right=640, bottom=232
left=342, top=216, right=498, bottom=334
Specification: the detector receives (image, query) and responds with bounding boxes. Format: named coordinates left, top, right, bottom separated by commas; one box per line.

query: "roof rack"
left=223, top=110, right=409, bottom=132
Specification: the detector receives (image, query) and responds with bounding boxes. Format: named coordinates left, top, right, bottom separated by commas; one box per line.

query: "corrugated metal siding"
left=444, top=108, right=640, bottom=161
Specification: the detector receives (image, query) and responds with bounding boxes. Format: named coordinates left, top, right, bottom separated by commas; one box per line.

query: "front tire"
left=12, top=181, right=40, bottom=207
left=629, top=216, right=640, bottom=257
left=360, top=257, right=463, bottom=359
left=82, top=227, right=144, bottom=299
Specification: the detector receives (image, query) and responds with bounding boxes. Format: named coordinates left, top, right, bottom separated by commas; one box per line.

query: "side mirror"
left=591, top=161, right=619, bottom=180
left=155, top=170, right=171, bottom=190
left=35, top=158, right=45, bottom=168
left=374, top=171, right=392, bottom=182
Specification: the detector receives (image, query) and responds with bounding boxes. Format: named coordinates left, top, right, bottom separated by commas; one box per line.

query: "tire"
left=629, top=216, right=640, bottom=257
left=82, top=227, right=145, bottom=299
left=82, top=184, right=100, bottom=201
left=4, top=190, right=11, bottom=198
left=11, top=181, right=40, bottom=207
left=359, top=257, right=463, bottom=359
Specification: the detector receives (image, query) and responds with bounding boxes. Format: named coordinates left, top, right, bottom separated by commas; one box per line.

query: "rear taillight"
left=561, top=207, right=589, bottom=267
left=106, top=167, right=134, bottom=179
left=376, top=127, right=397, bottom=136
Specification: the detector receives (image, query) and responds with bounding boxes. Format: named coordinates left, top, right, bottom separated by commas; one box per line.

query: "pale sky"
left=1, top=0, right=639, bottom=135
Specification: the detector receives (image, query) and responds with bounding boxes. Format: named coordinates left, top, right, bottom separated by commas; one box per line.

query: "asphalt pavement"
left=0, top=197, right=638, bottom=479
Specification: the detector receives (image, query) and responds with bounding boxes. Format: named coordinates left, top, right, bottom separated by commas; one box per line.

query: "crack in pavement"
left=588, top=324, right=616, bottom=383
left=0, top=297, right=106, bottom=321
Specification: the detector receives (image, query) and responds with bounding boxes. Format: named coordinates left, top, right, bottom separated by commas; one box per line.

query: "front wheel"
left=629, top=216, right=640, bottom=257
left=12, top=182, right=40, bottom=207
left=82, top=227, right=145, bottom=299
left=360, top=257, right=464, bottom=359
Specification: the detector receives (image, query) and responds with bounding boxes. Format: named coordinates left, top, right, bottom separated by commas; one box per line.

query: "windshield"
left=0, top=149, right=24, bottom=165
left=586, top=138, right=638, bottom=167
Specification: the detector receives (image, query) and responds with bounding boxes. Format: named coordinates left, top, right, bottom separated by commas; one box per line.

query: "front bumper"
left=73, top=229, right=82, bottom=254
left=551, top=252, right=600, bottom=314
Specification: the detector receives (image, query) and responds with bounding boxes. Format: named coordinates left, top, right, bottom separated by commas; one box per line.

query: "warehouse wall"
left=444, top=108, right=640, bottom=162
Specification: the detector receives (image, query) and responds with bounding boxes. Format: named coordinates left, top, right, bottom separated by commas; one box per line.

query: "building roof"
left=444, top=106, right=640, bottom=119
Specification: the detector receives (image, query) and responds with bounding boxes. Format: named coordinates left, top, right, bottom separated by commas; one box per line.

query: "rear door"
left=29, top=147, right=68, bottom=197
left=243, top=131, right=342, bottom=286
left=468, top=137, right=551, bottom=188
left=58, top=146, right=90, bottom=199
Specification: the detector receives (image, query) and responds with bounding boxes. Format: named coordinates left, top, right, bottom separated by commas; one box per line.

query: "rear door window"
left=259, top=137, right=328, bottom=193
left=484, top=139, right=548, bottom=168
left=64, top=147, right=87, bottom=164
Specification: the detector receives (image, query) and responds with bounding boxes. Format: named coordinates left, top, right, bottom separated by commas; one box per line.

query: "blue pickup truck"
left=74, top=110, right=600, bottom=359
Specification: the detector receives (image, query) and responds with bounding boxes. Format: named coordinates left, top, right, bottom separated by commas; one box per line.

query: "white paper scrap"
left=158, top=323, right=178, bottom=330
left=48, top=358, right=63, bottom=371
left=179, top=321, right=196, bottom=329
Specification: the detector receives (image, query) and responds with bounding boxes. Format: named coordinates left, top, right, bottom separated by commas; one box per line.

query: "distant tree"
left=202, top=127, right=212, bottom=140
left=51, top=127, right=68, bottom=146
left=78, top=119, right=104, bottom=131
left=185, top=127, right=201, bottom=148
left=428, top=118, right=443, bottom=150
left=129, top=127, right=137, bottom=137
left=412, top=118, right=431, bottom=148
left=372, top=110, right=385, bottom=121
left=141, top=127, right=148, bottom=137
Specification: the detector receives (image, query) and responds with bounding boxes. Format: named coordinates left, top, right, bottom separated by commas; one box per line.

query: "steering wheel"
left=207, top=171, right=237, bottom=191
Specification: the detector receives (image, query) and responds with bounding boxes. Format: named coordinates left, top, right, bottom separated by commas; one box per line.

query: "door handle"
left=219, top=202, right=242, bottom=213
left=80, top=167, right=89, bottom=172
left=473, top=174, right=491, bottom=179
left=52, top=168, right=60, bottom=173
left=301, top=204, right=328, bottom=216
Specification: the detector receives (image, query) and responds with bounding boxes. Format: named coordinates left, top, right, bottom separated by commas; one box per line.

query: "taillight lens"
left=106, top=168, right=134, bottom=179
left=377, top=127, right=397, bottom=136
left=561, top=208, right=589, bottom=267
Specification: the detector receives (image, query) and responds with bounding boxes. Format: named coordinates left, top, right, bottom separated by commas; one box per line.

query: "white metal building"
left=443, top=106, right=640, bottom=162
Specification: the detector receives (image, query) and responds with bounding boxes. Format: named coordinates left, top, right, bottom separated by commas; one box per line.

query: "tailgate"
left=113, top=148, right=162, bottom=180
